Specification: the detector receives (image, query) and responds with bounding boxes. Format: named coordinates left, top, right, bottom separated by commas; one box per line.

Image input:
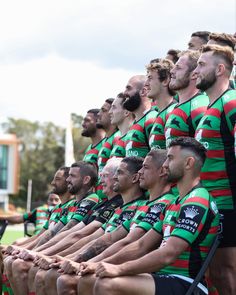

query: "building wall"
left=0, top=134, right=20, bottom=210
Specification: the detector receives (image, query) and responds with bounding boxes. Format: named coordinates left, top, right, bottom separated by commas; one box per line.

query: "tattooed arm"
left=90, top=227, right=146, bottom=263
left=77, top=225, right=128, bottom=262
left=34, top=221, right=65, bottom=248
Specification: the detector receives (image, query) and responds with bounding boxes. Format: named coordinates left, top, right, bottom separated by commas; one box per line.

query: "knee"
left=57, top=274, right=77, bottom=295
left=12, top=259, right=27, bottom=273
left=4, top=256, right=15, bottom=270
left=3, top=256, right=12, bottom=273
left=35, top=269, right=46, bottom=287
left=45, top=268, right=59, bottom=287
left=12, top=259, right=30, bottom=282
left=77, top=275, right=95, bottom=295
left=28, top=265, right=39, bottom=282
left=95, top=277, right=117, bottom=295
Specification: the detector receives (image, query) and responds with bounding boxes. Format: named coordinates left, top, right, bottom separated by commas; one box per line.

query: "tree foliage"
left=1, top=116, right=90, bottom=206
left=71, top=113, right=91, bottom=161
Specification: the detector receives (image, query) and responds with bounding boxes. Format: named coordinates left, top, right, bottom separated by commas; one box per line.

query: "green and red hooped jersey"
left=110, top=132, right=129, bottom=158
left=164, top=93, right=209, bottom=147
left=122, top=199, right=148, bottom=232
left=43, top=198, right=75, bottom=230
left=136, top=191, right=177, bottom=232
left=23, top=206, right=50, bottom=235
left=60, top=193, right=100, bottom=225
left=83, top=138, right=105, bottom=169
left=125, top=109, right=158, bottom=157
left=149, top=101, right=177, bottom=150
left=195, top=89, right=236, bottom=210
left=97, top=130, right=121, bottom=173
left=153, top=185, right=219, bottom=278
left=102, top=197, right=146, bottom=233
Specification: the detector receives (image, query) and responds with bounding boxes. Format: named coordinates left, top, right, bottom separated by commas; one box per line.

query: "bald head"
left=124, top=75, right=146, bottom=96
left=123, top=75, right=146, bottom=112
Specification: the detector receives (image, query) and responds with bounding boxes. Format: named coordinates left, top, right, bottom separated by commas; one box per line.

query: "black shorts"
left=219, top=209, right=236, bottom=247
left=151, top=274, right=208, bottom=295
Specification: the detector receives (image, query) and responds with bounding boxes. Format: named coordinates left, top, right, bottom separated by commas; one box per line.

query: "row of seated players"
left=3, top=138, right=219, bottom=295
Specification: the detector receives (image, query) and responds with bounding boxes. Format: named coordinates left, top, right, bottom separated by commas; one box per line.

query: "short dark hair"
left=147, top=149, right=168, bottom=169
left=191, top=31, right=210, bottom=43
left=167, top=49, right=181, bottom=63
left=169, top=137, right=207, bottom=167
left=149, top=58, right=161, bottom=64
left=87, top=109, right=100, bottom=119
left=58, top=166, right=70, bottom=179
left=117, top=92, right=126, bottom=105
left=71, top=161, right=98, bottom=187
left=105, top=98, right=115, bottom=105
left=121, top=157, right=144, bottom=175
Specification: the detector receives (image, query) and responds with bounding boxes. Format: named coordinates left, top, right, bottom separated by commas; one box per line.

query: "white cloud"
left=0, top=54, right=136, bottom=126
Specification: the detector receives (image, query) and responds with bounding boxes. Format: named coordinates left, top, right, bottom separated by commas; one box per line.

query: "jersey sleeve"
left=152, top=211, right=165, bottom=235
left=171, top=204, right=208, bottom=244
left=138, top=202, right=167, bottom=232
left=170, top=188, right=218, bottom=244
left=23, top=208, right=37, bottom=223
left=122, top=218, right=132, bottom=232
left=234, top=124, right=236, bottom=158
left=43, top=220, right=49, bottom=230
left=222, top=90, right=236, bottom=136
left=71, top=193, right=100, bottom=222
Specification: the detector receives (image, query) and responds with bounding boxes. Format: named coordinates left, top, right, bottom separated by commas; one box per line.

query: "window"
left=0, top=145, right=8, bottom=189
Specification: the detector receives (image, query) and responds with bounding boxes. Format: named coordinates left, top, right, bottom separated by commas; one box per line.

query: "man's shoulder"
left=184, top=186, right=211, bottom=203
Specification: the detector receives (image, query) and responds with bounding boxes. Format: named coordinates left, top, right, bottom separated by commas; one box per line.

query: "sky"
left=0, top=0, right=235, bottom=128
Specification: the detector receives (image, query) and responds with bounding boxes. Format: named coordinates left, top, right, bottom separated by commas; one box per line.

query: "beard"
left=96, top=122, right=104, bottom=129
left=68, top=182, right=83, bottom=194
left=51, top=184, right=68, bottom=195
left=81, top=127, right=96, bottom=137
left=169, top=72, right=190, bottom=91
left=196, top=72, right=217, bottom=91
left=123, top=92, right=142, bottom=112
left=166, top=168, right=184, bottom=183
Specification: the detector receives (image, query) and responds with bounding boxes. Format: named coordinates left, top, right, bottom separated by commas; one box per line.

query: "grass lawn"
left=1, top=229, right=24, bottom=245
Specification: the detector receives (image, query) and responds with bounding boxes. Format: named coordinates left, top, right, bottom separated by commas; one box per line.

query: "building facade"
left=0, top=134, right=19, bottom=210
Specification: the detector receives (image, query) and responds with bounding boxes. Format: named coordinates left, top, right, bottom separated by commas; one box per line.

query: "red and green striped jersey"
left=165, top=93, right=209, bottom=147
left=122, top=199, right=148, bottom=232
left=149, top=101, right=177, bottom=150
left=83, top=138, right=105, bottom=169
left=23, top=205, right=49, bottom=235
left=102, top=197, right=146, bottom=233
left=125, top=109, right=158, bottom=157
left=195, top=89, right=236, bottom=210
left=137, top=190, right=177, bottom=232
left=97, top=130, right=121, bottom=173
left=110, top=132, right=129, bottom=158
left=60, top=193, right=100, bottom=225
left=151, top=103, right=159, bottom=112
left=153, top=185, right=219, bottom=278
left=43, top=198, right=75, bottom=230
